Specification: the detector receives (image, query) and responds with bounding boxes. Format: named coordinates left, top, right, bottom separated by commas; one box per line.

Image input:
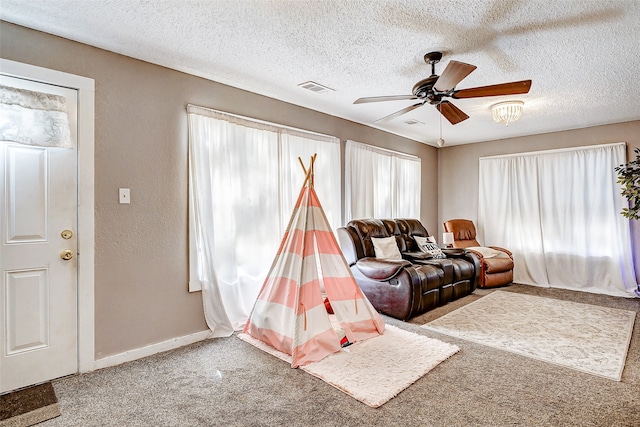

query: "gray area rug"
left=422, top=290, right=636, bottom=380
left=240, top=324, right=459, bottom=407
left=0, top=382, right=60, bottom=427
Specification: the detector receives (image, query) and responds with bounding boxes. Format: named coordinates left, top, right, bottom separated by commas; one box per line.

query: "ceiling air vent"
left=403, top=119, right=424, bottom=125
left=298, top=81, right=334, bottom=94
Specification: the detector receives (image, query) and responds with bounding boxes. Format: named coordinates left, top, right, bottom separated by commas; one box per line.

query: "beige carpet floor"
left=32, top=284, right=640, bottom=426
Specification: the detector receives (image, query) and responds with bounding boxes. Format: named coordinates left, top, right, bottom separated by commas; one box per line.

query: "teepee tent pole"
left=298, top=154, right=316, bottom=189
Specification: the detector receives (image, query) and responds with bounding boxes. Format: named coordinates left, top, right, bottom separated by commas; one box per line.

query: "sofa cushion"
left=347, top=219, right=392, bottom=258
left=371, top=236, right=402, bottom=260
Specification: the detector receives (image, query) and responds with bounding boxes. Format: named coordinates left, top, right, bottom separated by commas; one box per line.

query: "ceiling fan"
left=354, top=52, right=532, bottom=125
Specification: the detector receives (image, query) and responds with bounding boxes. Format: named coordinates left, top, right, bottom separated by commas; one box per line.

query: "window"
left=187, top=105, right=340, bottom=334
left=345, top=140, right=421, bottom=222
left=478, top=143, right=637, bottom=297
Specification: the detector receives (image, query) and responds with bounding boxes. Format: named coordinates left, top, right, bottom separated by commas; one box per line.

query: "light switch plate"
left=119, top=188, right=130, bottom=204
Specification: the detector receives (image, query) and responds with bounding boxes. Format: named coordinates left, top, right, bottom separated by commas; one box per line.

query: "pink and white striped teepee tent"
left=243, top=155, right=385, bottom=368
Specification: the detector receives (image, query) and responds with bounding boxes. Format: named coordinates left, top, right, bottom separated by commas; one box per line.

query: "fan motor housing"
left=412, top=76, right=440, bottom=104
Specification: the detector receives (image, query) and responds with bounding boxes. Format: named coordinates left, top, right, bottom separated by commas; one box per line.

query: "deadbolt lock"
left=60, top=249, right=74, bottom=260
left=61, top=229, right=73, bottom=239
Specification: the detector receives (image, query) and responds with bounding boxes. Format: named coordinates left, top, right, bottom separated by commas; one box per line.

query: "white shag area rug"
left=422, top=291, right=636, bottom=381
left=238, top=325, right=459, bottom=408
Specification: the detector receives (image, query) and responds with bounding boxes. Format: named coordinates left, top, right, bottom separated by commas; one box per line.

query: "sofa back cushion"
left=346, top=219, right=405, bottom=258
left=395, top=218, right=430, bottom=252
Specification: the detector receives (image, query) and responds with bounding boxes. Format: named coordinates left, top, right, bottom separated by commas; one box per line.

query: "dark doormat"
left=0, top=382, right=61, bottom=427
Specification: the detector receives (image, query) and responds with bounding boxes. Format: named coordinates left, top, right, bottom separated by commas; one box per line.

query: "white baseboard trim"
left=93, top=330, right=212, bottom=370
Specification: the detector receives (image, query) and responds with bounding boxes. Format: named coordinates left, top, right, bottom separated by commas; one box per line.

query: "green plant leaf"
left=617, top=147, right=640, bottom=220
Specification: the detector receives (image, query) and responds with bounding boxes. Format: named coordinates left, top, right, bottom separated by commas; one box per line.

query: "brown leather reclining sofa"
left=337, top=218, right=480, bottom=320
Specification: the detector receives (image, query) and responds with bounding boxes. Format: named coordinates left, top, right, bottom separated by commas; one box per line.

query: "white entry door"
left=0, top=75, right=79, bottom=393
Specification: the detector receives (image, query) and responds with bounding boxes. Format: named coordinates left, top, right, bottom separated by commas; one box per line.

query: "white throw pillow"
left=414, top=236, right=447, bottom=259
left=371, top=236, right=402, bottom=260
left=467, top=246, right=509, bottom=259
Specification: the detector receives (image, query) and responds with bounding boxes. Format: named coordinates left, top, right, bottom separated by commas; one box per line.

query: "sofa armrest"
left=401, top=251, right=433, bottom=262
left=441, top=248, right=467, bottom=257
left=488, top=246, right=513, bottom=258
left=355, top=258, right=412, bottom=281
left=462, top=248, right=485, bottom=261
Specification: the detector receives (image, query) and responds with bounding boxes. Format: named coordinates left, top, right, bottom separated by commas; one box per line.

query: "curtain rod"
left=346, top=139, right=420, bottom=160
left=186, top=103, right=338, bottom=142
left=479, top=142, right=626, bottom=160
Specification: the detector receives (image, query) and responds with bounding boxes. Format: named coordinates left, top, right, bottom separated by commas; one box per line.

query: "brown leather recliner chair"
left=443, top=219, right=514, bottom=288
left=337, top=218, right=479, bottom=320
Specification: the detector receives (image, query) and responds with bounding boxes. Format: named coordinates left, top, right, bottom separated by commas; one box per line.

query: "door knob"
left=60, top=250, right=74, bottom=260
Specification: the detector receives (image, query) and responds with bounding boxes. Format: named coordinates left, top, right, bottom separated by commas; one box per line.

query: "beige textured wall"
left=438, top=120, right=640, bottom=282
left=0, top=22, right=438, bottom=358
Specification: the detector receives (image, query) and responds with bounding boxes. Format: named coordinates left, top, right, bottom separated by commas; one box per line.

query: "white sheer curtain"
left=279, top=130, right=341, bottom=232
left=187, top=105, right=340, bottom=335
left=478, top=143, right=637, bottom=297
left=345, top=140, right=421, bottom=222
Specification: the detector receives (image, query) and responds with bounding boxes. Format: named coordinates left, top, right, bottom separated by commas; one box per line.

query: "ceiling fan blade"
left=354, top=94, right=417, bottom=104
left=437, top=101, right=469, bottom=125
left=433, top=60, right=477, bottom=92
left=452, top=80, right=532, bottom=99
left=375, top=103, right=423, bottom=123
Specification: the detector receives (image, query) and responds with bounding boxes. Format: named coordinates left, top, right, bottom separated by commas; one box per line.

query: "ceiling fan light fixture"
left=491, top=101, right=524, bottom=126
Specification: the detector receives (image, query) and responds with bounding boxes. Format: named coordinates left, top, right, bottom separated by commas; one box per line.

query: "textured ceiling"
left=2, top=0, right=639, bottom=147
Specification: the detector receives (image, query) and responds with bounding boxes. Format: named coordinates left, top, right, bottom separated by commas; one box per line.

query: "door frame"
left=0, top=58, right=96, bottom=373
